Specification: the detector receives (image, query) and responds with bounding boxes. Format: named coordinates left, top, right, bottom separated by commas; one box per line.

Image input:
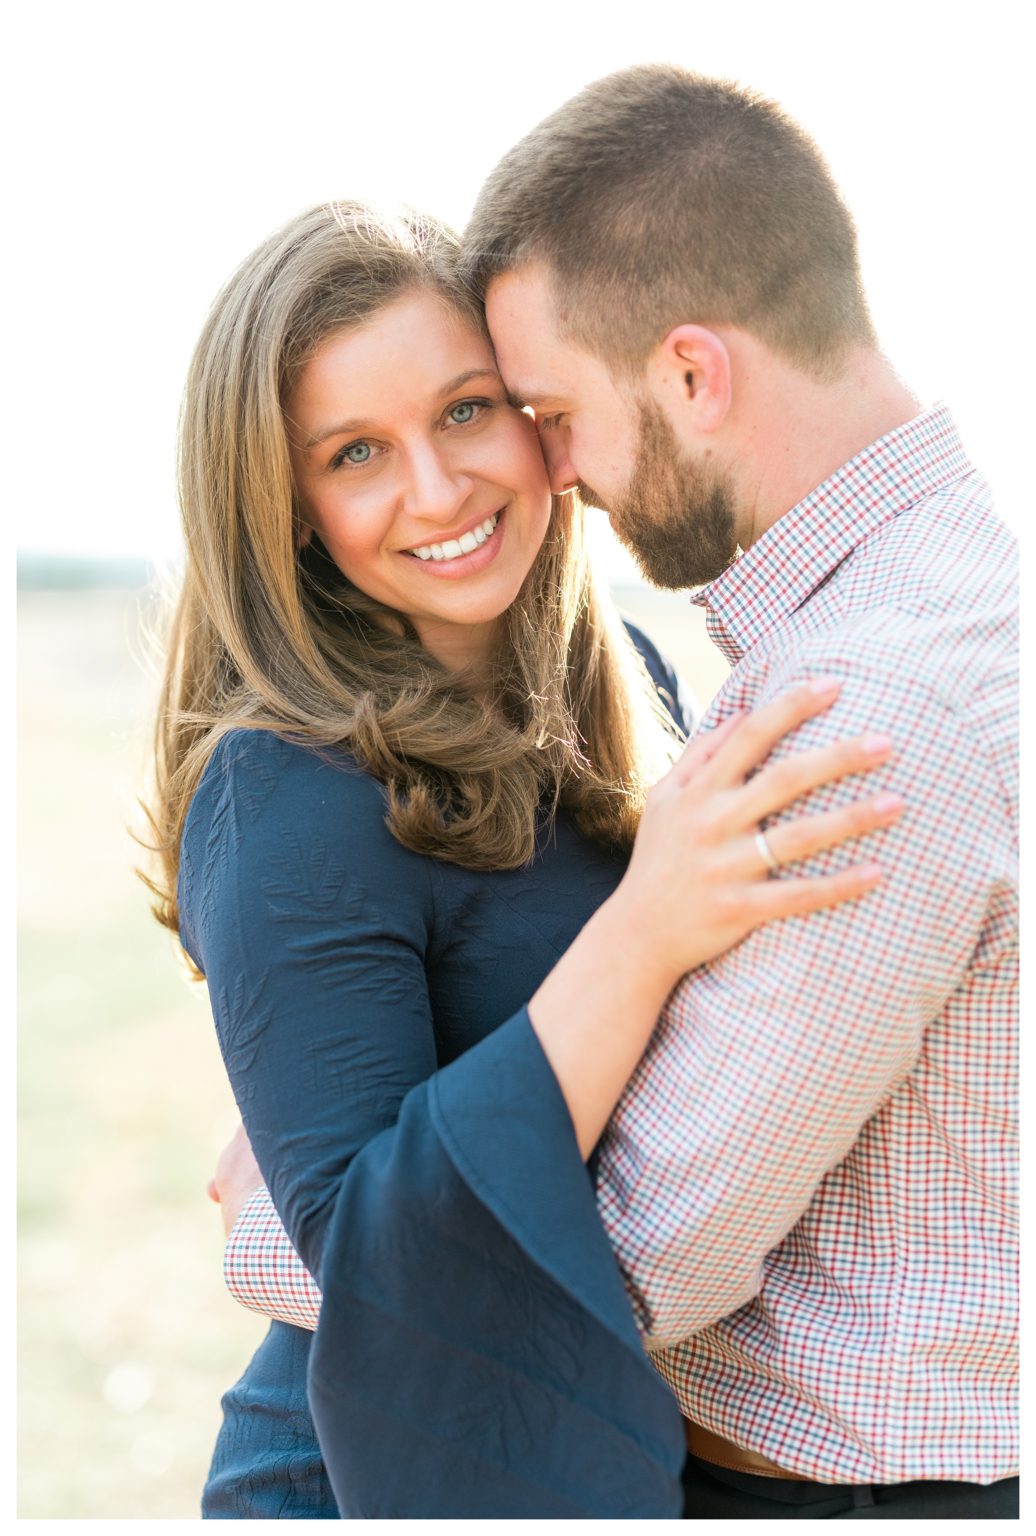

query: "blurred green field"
left=16, top=581, right=727, bottom=1519
left=17, top=587, right=269, bottom=1519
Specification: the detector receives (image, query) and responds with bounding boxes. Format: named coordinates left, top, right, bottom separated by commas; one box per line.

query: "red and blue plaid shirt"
left=225, top=405, right=1018, bottom=1486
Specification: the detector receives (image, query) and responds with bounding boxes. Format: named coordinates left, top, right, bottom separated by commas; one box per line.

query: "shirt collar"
left=689, top=404, right=973, bottom=663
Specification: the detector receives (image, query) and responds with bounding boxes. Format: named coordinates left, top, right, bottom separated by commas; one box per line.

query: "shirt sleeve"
left=596, top=642, right=1016, bottom=1346
left=223, top=1184, right=321, bottom=1331
left=180, top=729, right=685, bottom=1517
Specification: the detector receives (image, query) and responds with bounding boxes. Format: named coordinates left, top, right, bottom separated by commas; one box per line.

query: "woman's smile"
left=402, top=507, right=504, bottom=573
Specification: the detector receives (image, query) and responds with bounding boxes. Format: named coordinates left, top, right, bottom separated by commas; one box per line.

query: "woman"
left=147, top=202, right=900, bottom=1518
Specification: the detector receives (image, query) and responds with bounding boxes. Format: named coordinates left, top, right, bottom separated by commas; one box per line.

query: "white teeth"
left=407, top=511, right=500, bottom=563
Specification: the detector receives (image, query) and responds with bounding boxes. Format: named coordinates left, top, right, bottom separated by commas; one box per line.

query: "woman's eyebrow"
left=304, top=370, right=503, bottom=449
left=438, top=368, right=501, bottom=394
left=304, top=416, right=371, bottom=449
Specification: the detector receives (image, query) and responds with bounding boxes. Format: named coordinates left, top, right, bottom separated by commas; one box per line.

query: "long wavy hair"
left=144, top=201, right=680, bottom=939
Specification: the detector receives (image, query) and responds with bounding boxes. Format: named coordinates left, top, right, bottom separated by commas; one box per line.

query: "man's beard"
left=581, top=397, right=739, bottom=590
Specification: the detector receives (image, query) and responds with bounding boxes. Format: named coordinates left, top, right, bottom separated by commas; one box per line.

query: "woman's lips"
left=401, top=508, right=506, bottom=578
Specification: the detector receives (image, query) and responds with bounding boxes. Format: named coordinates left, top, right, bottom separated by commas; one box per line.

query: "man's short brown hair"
left=462, top=64, right=876, bottom=376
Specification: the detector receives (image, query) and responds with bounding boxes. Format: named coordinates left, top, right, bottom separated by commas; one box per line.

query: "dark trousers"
left=681, top=1454, right=1019, bottom=1519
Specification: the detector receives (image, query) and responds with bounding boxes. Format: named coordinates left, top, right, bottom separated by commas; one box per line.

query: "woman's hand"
left=208, top=1123, right=264, bottom=1240
left=612, top=677, right=902, bottom=980
left=529, top=678, right=904, bottom=1158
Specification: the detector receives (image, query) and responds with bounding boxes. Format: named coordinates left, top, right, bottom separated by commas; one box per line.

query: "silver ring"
left=755, top=827, right=781, bottom=875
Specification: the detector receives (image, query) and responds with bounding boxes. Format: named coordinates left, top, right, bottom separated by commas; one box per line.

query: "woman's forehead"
left=288, top=292, right=499, bottom=440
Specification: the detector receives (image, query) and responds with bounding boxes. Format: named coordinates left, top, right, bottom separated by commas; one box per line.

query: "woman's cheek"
left=510, top=420, right=553, bottom=493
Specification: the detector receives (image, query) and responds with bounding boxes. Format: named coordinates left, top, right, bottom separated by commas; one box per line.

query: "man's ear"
left=652, top=324, right=732, bottom=434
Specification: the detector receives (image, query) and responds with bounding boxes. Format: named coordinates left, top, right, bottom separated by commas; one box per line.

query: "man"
left=456, top=63, right=1018, bottom=1519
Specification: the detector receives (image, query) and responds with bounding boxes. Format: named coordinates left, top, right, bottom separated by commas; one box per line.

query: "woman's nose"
left=405, top=446, right=472, bottom=523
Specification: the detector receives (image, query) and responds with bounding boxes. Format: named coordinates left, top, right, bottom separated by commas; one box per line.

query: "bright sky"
left=11, top=1, right=1026, bottom=570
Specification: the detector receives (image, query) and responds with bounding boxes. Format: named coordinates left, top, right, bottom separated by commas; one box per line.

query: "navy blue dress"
left=182, top=631, right=695, bottom=1518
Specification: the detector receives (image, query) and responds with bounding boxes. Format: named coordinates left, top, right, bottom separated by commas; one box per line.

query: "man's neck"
left=724, top=340, right=922, bottom=550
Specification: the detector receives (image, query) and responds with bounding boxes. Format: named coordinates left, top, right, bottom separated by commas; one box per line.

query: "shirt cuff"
left=224, top=1184, right=322, bottom=1331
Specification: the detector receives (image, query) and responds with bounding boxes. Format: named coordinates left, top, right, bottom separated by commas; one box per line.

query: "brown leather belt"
left=684, top=1418, right=804, bottom=1481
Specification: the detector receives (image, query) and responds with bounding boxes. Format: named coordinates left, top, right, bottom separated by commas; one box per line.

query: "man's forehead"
left=484, top=266, right=573, bottom=399
left=485, top=260, right=557, bottom=314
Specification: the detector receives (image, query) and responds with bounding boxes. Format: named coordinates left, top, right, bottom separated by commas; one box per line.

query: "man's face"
left=484, top=264, right=638, bottom=509
left=485, top=264, right=738, bottom=589
left=610, top=395, right=739, bottom=589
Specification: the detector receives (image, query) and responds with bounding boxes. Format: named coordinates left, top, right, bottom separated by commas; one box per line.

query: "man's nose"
left=538, top=427, right=579, bottom=496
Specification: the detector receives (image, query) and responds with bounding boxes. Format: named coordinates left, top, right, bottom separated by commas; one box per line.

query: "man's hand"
left=207, top=1122, right=264, bottom=1240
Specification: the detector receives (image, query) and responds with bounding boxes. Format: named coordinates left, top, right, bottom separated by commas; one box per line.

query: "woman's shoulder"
left=178, top=729, right=431, bottom=965
left=180, top=729, right=410, bottom=894
left=191, top=727, right=386, bottom=829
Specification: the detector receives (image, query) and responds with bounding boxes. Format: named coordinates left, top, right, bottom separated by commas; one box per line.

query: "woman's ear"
left=654, top=324, right=732, bottom=434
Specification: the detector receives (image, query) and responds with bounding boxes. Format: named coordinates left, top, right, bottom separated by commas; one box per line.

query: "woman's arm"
left=527, top=679, right=900, bottom=1155
left=186, top=702, right=897, bottom=1515
left=203, top=684, right=898, bottom=1326
left=185, top=730, right=687, bottom=1515
left=181, top=729, right=442, bottom=1279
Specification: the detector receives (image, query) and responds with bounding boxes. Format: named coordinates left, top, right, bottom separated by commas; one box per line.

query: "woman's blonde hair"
left=145, top=201, right=680, bottom=938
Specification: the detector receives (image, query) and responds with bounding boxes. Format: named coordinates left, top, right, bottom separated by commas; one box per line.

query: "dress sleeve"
left=180, top=730, right=684, bottom=1518
left=180, top=729, right=439, bottom=1280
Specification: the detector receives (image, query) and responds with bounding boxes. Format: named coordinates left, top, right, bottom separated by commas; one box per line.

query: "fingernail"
left=857, top=863, right=884, bottom=882
left=861, top=732, right=893, bottom=756
left=873, top=792, right=904, bottom=813
left=808, top=677, right=841, bottom=697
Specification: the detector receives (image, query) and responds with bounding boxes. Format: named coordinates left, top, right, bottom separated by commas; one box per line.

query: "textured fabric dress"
left=181, top=630, right=694, bottom=1518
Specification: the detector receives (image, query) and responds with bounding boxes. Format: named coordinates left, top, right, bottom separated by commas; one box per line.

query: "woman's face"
left=286, top=289, right=553, bottom=673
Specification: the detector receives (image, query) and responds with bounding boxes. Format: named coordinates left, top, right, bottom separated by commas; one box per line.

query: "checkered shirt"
left=598, top=403, right=1018, bottom=1485
left=224, top=1185, right=321, bottom=1332
left=223, top=405, right=1017, bottom=1486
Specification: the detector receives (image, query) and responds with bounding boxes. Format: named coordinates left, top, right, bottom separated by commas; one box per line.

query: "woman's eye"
left=331, top=440, right=373, bottom=469
left=447, top=399, right=483, bottom=426
left=536, top=413, right=564, bottom=431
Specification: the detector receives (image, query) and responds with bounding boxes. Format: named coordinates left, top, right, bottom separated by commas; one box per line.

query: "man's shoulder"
left=756, top=605, right=1016, bottom=737
left=855, top=467, right=1016, bottom=607
left=773, top=474, right=1017, bottom=709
